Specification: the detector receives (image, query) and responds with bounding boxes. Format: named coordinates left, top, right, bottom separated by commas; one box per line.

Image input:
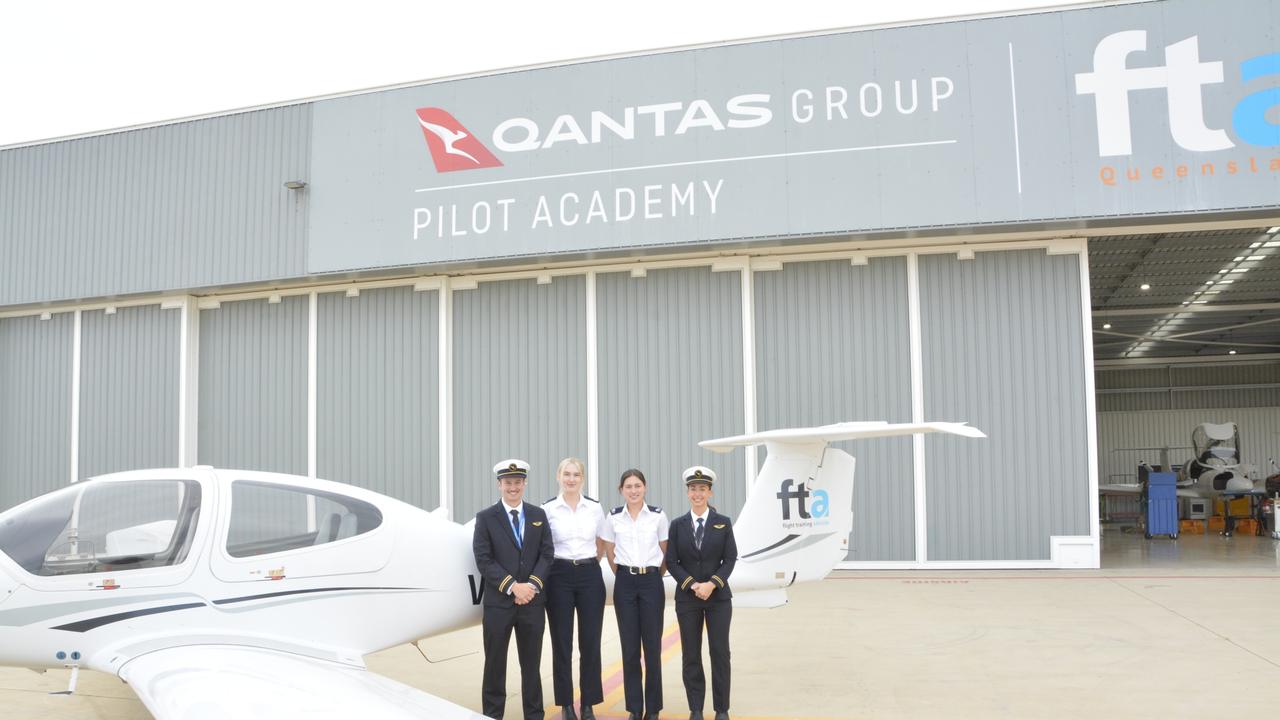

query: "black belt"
left=554, top=557, right=597, bottom=566
left=619, top=565, right=660, bottom=575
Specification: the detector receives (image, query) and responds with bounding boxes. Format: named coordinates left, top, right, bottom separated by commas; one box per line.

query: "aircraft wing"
left=1099, top=483, right=1203, bottom=499
left=119, top=645, right=484, bottom=719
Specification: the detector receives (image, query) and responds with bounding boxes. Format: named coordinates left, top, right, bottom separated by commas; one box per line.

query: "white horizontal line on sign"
left=413, top=139, right=958, bottom=193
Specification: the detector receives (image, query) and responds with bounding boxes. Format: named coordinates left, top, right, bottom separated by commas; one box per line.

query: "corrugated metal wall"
left=0, top=314, right=72, bottom=510
left=318, top=287, right=440, bottom=509
left=1096, top=363, right=1280, bottom=411
left=451, top=277, right=588, bottom=520
left=198, top=296, right=308, bottom=474
left=0, top=105, right=312, bottom=307
left=78, top=305, right=179, bottom=478
left=597, top=268, right=745, bottom=516
left=754, top=258, right=915, bottom=561
left=1097, top=407, right=1280, bottom=485
left=920, top=250, right=1091, bottom=561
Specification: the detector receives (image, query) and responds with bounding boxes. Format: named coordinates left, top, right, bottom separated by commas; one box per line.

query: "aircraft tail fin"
left=704, top=422, right=983, bottom=591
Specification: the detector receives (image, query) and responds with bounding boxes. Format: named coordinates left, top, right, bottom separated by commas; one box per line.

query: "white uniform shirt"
left=599, top=503, right=669, bottom=568
left=542, top=494, right=604, bottom=560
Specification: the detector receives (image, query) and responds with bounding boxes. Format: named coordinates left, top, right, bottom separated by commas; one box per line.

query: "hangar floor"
left=3, top=531, right=1277, bottom=719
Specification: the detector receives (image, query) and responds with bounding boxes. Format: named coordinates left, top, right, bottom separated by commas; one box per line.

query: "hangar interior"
left=1089, top=226, right=1280, bottom=546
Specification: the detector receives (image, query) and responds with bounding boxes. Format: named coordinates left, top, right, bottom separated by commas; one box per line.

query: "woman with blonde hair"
left=541, top=457, right=606, bottom=720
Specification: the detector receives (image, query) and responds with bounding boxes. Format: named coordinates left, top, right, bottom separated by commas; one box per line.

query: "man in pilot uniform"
left=665, top=466, right=737, bottom=720
left=473, top=459, right=555, bottom=719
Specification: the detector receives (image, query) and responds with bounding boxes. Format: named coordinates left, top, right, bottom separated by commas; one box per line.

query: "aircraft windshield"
left=0, top=479, right=201, bottom=576
left=1191, top=425, right=1240, bottom=467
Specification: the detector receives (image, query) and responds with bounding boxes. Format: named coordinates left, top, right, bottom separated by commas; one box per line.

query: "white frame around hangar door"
left=0, top=235, right=1099, bottom=569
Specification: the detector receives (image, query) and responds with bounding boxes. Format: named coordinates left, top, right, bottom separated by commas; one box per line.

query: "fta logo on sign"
left=776, top=479, right=829, bottom=522
left=1074, top=31, right=1280, bottom=157
left=415, top=108, right=503, bottom=172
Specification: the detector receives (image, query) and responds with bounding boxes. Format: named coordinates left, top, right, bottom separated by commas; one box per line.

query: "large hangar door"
left=452, top=276, right=588, bottom=520
left=199, top=296, right=308, bottom=474
left=754, top=257, right=914, bottom=561
left=0, top=314, right=72, bottom=511
left=79, top=305, right=179, bottom=478
left=318, top=286, right=439, bottom=510
left=597, top=268, right=745, bottom=517
left=920, top=249, right=1091, bottom=561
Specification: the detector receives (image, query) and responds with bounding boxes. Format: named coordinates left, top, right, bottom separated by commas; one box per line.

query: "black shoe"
left=628, top=714, right=642, bottom=720
left=580, top=706, right=595, bottom=720
left=689, top=713, right=704, bottom=720
left=561, top=707, right=578, bottom=720
left=643, top=714, right=659, bottom=720
left=714, top=713, right=730, bottom=720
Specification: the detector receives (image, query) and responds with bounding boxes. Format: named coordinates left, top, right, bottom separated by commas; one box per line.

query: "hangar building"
left=2, top=0, right=1278, bottom=569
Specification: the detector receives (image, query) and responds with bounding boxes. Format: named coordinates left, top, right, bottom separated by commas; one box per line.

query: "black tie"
left=695, top=517, right=705, bottom=550
left=510, top=509, right=523, bottom=549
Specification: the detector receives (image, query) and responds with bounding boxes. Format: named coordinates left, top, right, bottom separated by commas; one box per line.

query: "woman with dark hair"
left=599, top=469, right=669, bottom=720
left=541, top=457, right=606, bottom=720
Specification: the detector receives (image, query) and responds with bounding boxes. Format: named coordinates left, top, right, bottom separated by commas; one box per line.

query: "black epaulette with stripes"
left=647, top=504, right=661, bottom=513
left=544, top=496, right=557, bottom=504
left=611, top=506, right=624, bottom=515
left=585, top=495, right=598, bottom=503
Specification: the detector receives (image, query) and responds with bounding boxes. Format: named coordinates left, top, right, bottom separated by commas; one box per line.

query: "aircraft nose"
left=1224, top=474, right=1254, bottom=494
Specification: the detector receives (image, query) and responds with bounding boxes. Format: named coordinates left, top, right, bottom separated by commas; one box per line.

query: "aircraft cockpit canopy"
left=1191, top=423, right=1240, bottom=467
left=0, top=479, right=201, bottom=576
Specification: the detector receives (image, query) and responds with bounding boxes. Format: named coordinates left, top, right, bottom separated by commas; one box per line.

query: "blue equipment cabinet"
left=1142, top=468, right=1179, bottom=539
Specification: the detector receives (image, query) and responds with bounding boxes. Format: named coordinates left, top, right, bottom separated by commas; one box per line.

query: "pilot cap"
left=683, top=465, right=716, bottom=486
left=494, top=459, right=530, bottom=480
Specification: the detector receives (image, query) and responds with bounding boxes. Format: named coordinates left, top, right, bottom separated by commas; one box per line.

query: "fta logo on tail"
left=415, top=108, right=503, bottom=172
left=777, top=479, right=829, bottom=522
left=1074, top=31, right=1280, bottom=157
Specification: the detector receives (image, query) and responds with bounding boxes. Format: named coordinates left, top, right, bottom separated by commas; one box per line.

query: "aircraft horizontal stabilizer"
left=699, top=421, right=985, bottom=452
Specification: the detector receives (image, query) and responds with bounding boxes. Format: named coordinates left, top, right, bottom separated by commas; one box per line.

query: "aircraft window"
left=226, top=481, right=382, bottom=558
left=0, top=480, right=201, bottom=576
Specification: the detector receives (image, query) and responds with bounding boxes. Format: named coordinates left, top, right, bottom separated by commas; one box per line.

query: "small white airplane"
left=1100, top=422, right=1263, bottom=501
left=0, top=421, right=982, bottom=719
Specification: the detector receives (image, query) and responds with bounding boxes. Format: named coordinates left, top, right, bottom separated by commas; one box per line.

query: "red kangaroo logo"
left=415, top=108, right=503, bottom=172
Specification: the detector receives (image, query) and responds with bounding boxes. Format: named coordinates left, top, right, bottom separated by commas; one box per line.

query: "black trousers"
left=482, top=601, right=546, bottom=719
left=614, top=570, right=665, bottom=715
left=675, top=600, right=732, bottom=713
left=546, top=560, right=606, bottom=706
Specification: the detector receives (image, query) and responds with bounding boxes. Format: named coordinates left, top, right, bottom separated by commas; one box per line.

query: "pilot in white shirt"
left=541, top=458, right=606, bottom=720
left=598, top=468, right=669, bottom=720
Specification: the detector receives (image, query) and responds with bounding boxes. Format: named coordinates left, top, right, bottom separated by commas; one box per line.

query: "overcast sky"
left=0, top=0, right=1096, bottom=147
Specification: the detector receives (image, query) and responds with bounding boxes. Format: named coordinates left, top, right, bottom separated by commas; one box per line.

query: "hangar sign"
left=307, top=0, right=1280, bottom=273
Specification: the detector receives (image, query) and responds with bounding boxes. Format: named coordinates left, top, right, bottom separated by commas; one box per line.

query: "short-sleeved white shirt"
left=599, top=503, right=669, bottom=568
left=542, top=494, right=604, bottom=560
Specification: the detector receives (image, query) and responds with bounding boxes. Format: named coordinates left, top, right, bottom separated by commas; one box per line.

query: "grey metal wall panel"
left=754, top=258, right=914, bottom=561
left=0, top=314, right=72, bottom=511
left=0, top=105, right=311, bottom=307
left=318, top=286, right=440, bottom=510
left=452, top=277, right=587, bottom=520
left=78, top=305, right=179, bottom=478
left=921, top=250, right=1090, bottom=561
left=597, top=268, right=745, bottom=517
left=1096, top=363, right=1280, bottom=411
left=198, top=296, right=308, bottom=474
left=1097, top=407, right=1280, bottom=487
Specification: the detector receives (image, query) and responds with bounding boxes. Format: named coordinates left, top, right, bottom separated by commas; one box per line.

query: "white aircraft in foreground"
left=0, top=421, right=982, bottom=719
left=1100, top=422, right=1263, bottom=500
